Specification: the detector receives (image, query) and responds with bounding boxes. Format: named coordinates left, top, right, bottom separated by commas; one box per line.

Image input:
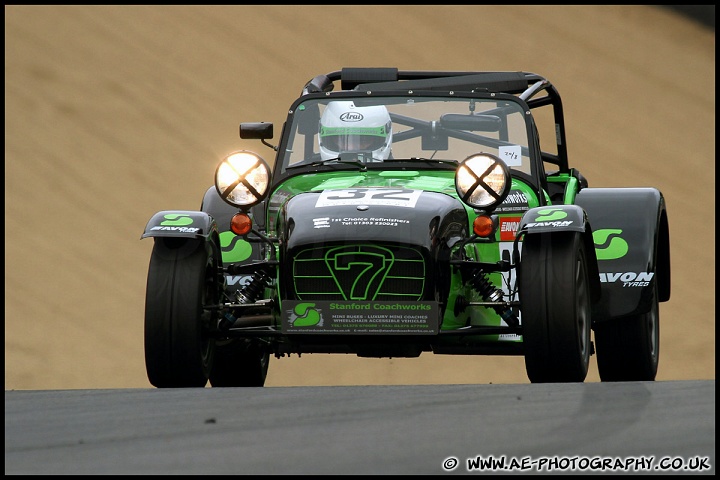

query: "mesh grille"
left=292, top=244, right=426, bottom=301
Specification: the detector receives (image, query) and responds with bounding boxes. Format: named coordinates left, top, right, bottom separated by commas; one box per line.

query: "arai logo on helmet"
left=340, top=112, right=364, bottom=122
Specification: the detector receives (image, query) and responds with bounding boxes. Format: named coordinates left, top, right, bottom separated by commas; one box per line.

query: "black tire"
left=209, top=341, right=270, bottom=387
left=144, top=237, right=219, bottom=388
left=594, top=283, right=659, bottom=381
left=520, top=232, right=592, bottom=383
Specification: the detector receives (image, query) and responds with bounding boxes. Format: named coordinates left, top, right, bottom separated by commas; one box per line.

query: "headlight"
left=455, top=153, right=511, bottom=210
left=215, top=151, right=271, bottom=208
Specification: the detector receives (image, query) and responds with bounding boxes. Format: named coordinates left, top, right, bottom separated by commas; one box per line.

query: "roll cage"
left=257, top=68, right=573, bottom=202
left=302, top=68, right=570, bottom=173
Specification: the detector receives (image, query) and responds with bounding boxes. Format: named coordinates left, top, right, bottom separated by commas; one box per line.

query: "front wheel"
left=519, top=232, right=592, bottom=383
left=594, top=282, right=659, bottom=381
left=144, top=237, right=219, bottom=388
left=209, top=341, right=270, bottom=387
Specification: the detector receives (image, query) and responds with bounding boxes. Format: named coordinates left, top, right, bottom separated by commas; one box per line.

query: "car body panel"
left=576, top=187, right=670, bottom=321
left=142, top=210, right=217, bottom=240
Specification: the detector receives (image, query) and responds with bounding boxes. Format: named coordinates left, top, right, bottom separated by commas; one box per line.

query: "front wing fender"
left=141, top=210, right=218, bottom=240
left=518, top=204, right=601, bottom=304
left=575, top=187, right=670, bottom=323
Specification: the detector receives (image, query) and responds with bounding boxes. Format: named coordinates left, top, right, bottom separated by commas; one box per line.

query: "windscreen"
left=280, top=95, right=533, bottom=175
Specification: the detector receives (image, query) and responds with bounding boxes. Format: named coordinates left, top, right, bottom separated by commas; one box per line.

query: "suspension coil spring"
left=218, top=270, right=272, bottom=331
left=468, top=271, right=519, bottom=328
left=236, top=270, right=271, bottom=304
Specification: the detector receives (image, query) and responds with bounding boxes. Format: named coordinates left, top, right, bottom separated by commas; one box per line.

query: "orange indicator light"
left=473, top=215, right=495, bottom=237
left=231, top=213, right=253, bottom=236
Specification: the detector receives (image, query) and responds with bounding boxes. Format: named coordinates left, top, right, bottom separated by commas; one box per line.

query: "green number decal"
left=325, top=246, right=394, bottom=301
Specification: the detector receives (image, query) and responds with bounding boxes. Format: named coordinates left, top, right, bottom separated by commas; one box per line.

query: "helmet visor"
left=320, top=126, right=388, bottom=152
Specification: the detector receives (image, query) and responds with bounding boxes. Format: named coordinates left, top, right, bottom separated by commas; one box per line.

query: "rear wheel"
left=594, top=283, right=659, bottom=381
left=144, top=238, right=219, bottom=388
left=520, top=232, right=592, bottom=383
left=209, top=341, right=270, bottom=387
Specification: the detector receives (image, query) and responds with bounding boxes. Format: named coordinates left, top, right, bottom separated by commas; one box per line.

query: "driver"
left=318, top=101, right=392, bottom=162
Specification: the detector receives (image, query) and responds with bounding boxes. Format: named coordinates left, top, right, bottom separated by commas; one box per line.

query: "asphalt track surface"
left=4, top=381, right=715, bottom=475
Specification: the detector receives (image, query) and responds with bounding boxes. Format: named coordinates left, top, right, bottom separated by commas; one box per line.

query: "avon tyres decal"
left=519, top=205, right=586, bottom=234
left=593, top=228, right=653, bottom=288
left=592, top=229, right=629, bottom=260
left=598, top=271, right=653, bottom=287
left=525, top=207, right=573, bottom=228
left=282, top=301, right=439, bottom=335
left=142, top=210, right=215, bottom=239
left=152, top=213, right=200, bottom=233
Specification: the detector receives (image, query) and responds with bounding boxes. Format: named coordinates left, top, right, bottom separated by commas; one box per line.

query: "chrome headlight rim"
left=455, top=152, right=511, bottom=211
left=214, top=151, right=271, bottom=209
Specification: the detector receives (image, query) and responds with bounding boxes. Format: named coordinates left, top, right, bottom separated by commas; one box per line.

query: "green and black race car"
left=142, top=68, right=670, bottom=387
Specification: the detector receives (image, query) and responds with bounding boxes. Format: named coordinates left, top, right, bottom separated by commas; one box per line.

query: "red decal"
left=499, top=216, right=521, bottom=241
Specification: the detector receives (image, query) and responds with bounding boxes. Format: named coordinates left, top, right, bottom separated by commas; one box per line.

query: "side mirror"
left=239, top=122, right=273, bottom=140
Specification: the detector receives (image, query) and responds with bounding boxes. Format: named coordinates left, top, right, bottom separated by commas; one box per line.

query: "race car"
left=142, top=68, right=670, bottom=387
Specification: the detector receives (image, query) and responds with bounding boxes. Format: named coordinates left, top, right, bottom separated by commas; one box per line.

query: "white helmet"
left=319, top=101, right=392, bottom=161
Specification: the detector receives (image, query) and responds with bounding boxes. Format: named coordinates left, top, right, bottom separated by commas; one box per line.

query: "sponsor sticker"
left=313, top=217, right=331, bottom=229
left=499, top=216, right=521, bottom=241
left=525, top=207, right=573, bottom=228
left=282, top=300, right=439, bottom=334
left=496, top=190, right=529, bottom=213
left=599, top=271, right=654, bottom=287
left=151, top=226, right=200, bottom=233
left=313, top=216, right=409, bottom=228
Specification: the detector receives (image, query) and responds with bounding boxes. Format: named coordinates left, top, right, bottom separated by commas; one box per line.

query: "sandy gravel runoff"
left=5, top=6, right=714, bottom=389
